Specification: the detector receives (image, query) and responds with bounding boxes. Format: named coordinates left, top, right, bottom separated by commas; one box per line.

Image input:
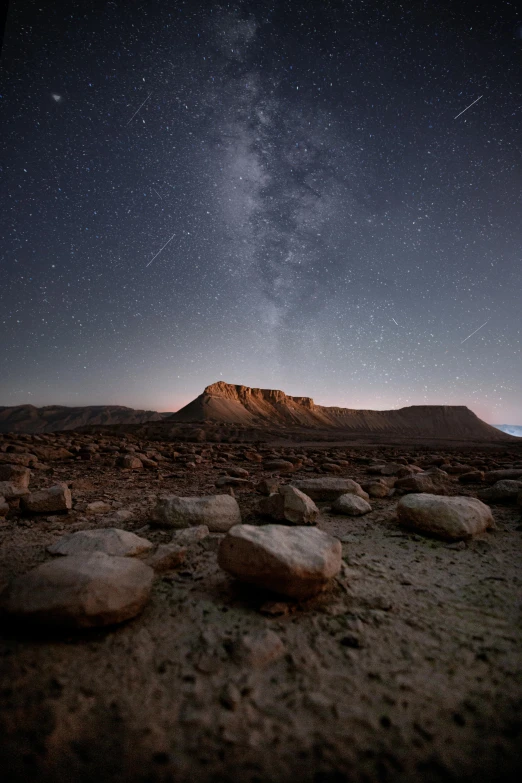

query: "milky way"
left=1, top=0, right=521, bottom=421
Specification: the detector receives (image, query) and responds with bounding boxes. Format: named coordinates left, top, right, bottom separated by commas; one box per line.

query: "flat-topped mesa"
left=171, top=382, right=515, bottom=441
left=203, top=382, right=315, bottom=409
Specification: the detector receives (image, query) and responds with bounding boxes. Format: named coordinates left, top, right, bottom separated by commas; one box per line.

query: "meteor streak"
left=454, top=95, right=483, bottom=120
left=460, top=319, right=489, bottom=344
left=125, top=92, right=152, bottom=125
left=145, top=232, right=176, bottom=267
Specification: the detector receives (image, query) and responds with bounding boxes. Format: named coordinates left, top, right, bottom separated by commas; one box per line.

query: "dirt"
left=1, top=434, right=522, bottom=783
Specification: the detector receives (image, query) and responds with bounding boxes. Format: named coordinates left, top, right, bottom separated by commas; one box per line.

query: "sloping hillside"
left=170, top=382, right=513, bottom=441
left=0, top=405, right=170, bottom=433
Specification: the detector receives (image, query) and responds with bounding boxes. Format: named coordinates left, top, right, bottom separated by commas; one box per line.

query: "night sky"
left=1, top=0, right=521, bottom=422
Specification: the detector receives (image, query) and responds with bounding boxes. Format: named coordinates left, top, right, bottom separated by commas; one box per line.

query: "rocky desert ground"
left=1, top=426, right=521, bottom=783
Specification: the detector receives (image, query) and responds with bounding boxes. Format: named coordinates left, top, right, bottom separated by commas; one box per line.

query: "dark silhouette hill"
left=0, top=405, right=172, bottom=433
left=170, top=382, right=513, bottom=441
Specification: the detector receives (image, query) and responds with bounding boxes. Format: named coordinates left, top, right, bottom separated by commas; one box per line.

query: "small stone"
left=172, top=525, right=209, bottom=545
left=263, top=460, right=295, bottom=473
left=331, top=494, right=372, bottom=516
left=256, top=478, right=280, bottom=496
left=258, top=485, right=319, bottom=525
left=291, top=478, right=369, bottom=502
left=47, top=528, right=153, bottom=558
left=234, top=629, right=285, bottom=669
left=118, top=455, right=143, bottom=470
left=0, top=553, right=154, bottom=628
left=22, top=483, right=72, bottom=514
left=86, top=501, right=112, bottom=515
left=146, top=543, right=186, bottom=572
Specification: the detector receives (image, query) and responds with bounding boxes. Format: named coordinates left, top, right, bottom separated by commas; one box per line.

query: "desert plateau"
left=0, top=383, right=521, bottom=782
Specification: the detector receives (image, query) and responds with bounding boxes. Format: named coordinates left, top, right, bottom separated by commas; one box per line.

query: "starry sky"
left=1, top=0, right=521, bottom=422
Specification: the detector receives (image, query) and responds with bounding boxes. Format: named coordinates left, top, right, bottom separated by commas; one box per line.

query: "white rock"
left=291, top=478, right=369, bottom=502
left=0, top=552, right=154, bottom=628
left=22, top=483, right=72, bottom=513
left=258, top=485, right=319, bottom=525
left=331, top=494, right=372, bottom=516
left=153, top=494, right=241, bottom=532
left=397, top=494, right=493, bottom=540
left=218, top=524, right=342, bottom=599
left=47, top=528, right=153, bottom=558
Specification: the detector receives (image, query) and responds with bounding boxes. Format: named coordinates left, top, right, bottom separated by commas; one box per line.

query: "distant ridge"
left=0, top=405, right=171, bottom=433
left=170, top=382, right=514, bottom=441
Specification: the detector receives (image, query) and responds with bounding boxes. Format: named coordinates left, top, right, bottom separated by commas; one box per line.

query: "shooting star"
left=125, top=92, right=151, bottom=125
left=454, top=95, right=483, bottom=120
left=460, top=319, right=489, bottom=345
left=391, top=318, right=399, bottom=326
left=145, top=232, right=176, bottom=267
left=152, top=187, right=162, bottom=200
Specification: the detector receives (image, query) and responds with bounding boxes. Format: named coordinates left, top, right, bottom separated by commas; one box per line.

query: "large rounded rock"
left=395, top=468, right=453, bottom=495
left=22, top=483, right=72, bottom=513
left=152, top=494, right=241, bottom=532
left=47, top=528, right=153, bottom=558
left=484, top=469, right=522, bottom=484
left=397, top=494, right=493, bottom=540
left=477, top=480, right=522, bottom=504
left=291, top=478, right=368, bottom=502
left=0, top=553, right=154, bottom=628
left=218, top=524, right=342, bottom=599
left=331, top=494, right=372, bottom=516
left=258, top=485, right=319, bottom=525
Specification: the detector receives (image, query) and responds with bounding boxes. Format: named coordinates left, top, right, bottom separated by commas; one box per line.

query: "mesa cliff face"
left=170, top=382, right=513, bottom=441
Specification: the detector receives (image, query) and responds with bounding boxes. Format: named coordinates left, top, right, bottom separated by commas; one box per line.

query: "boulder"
left=458, top=471, right=484, bottom=484
left=477, top=480, right=522, bottom=504
left=258, top=485, right=319, bottom=525
left=0, top=464, right=31, bottom=489
left=484, top=469, right=522, bottom=484
left=291, top=478, right=369, bottom=502
left=395, top=471, right=451, bottom=495
left=331, top=494, right=372, bottom=516
left=22, top=483, right=72, bottom=514
left=218, top=524, right=342, bottom=599
left=0, top=496, right=8, bottom=517
left=0, top=553, right=154, bottom=628
left=0, top=481, right=30, bottom=500
left=397, top=494, right=493, bottom=540
left=47, top=528, right=153, bottom=558
left=152, top=494, right=241, bottom=532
